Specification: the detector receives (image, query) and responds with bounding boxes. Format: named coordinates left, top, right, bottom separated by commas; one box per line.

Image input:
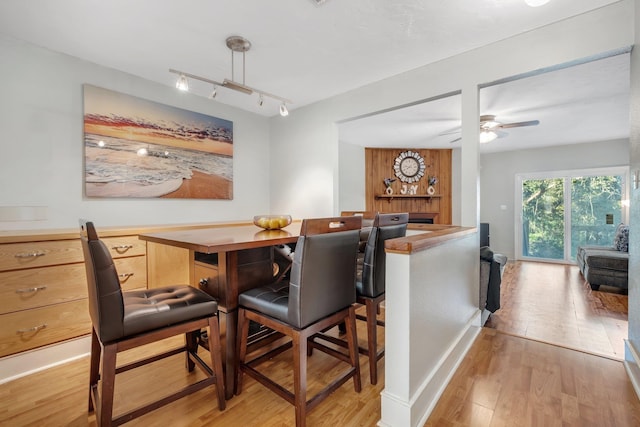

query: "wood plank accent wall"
left=365, top=148, right=452, bottom=224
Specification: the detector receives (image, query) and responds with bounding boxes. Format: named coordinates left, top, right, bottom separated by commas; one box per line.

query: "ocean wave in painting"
left=84, top=112, right=233, bottom=145
left=85, top=134, right=232, bottom=186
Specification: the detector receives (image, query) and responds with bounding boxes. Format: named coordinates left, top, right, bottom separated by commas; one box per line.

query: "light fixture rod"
left=169, top=68, right=292, bottom=104
left=169, top=69, right=223, bottom=87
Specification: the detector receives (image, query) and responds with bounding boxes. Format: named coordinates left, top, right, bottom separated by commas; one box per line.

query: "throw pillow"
left=613, top=223, right=629, bottom=252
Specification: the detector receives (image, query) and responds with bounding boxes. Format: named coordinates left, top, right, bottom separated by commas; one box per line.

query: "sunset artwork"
left=83, top=85, right=233, bottom=199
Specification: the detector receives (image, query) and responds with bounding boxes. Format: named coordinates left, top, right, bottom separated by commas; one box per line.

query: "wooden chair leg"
left=208, top=316, right=226, bottom=411
left=292, top=330, right=307, bottom=427
left=235, top=308, right=250, bottom=395
left=88, top=328, right=101, bottom=413
left=98, top=343, right=117, bottom=427
left=185, top=330, right=199, bottom=372
left=365, top=299, right=379, bottom=385
left=345, top=306, right=362, bottom=392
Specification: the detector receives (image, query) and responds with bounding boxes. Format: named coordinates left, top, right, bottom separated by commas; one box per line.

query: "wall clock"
left=393, top=150, right=426, bottom=183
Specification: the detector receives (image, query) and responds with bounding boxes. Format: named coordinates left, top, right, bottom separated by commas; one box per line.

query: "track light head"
left=279, top=103, right=289, bottom=117
left=209, top=86, right=217, bottom=99
left=258, top=94, right=264, bottom=106
left=176, top=74, right=189, bottom=91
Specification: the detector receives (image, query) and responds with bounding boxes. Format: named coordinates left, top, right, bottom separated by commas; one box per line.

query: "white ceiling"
left=339, top=52, right=630, bottom=153
left=0, top=0, right=630, bottom=152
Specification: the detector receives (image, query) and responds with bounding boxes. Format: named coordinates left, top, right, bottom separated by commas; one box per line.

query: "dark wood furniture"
left=235, top=217, right=363, bottom=427
left=312, top=213, right=409, bottom=385
left=80, top=220, right=225, bottom=426
left=138, top=222, right=301, bottom=399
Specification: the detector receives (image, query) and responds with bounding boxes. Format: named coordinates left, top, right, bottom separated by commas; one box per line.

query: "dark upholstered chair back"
left=80, top=220, right=125, bottom=342
left=287, top=216, right=362, bottom=328
left=359, top=213, right=409, bottom=298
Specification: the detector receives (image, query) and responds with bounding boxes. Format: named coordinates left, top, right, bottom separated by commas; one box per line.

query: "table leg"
left=224, top=309, right=238, bottom=399
left=220, top=250, right=239, bottom=400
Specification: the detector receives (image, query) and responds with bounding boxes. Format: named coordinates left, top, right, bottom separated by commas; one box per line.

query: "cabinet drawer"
left=102, top=236, right=146, bottom=259
left=116, top=256, right=147, bottom=291
left=0, top=299, right=91, bottom=357
left=0, top=256, right=146, bottom=314
left=0, top=240, right=83, bottom=271
left=0, top=263, right=87, bottom=315
left=0, top=236, right=145, bottom=272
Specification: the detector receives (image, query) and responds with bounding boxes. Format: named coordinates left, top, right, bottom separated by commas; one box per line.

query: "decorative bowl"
left=253, top=215, right=292, bottom=230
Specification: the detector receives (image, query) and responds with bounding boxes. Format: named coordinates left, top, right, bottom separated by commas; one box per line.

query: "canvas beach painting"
left=84, top=85, right=233, bottom=199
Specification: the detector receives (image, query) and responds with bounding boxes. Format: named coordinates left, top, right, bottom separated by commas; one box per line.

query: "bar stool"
left=235, top=216, right=362, bottom=427
left=311, top=212, right=408, bottom=385
left=80, top=220, right=225, bottom=426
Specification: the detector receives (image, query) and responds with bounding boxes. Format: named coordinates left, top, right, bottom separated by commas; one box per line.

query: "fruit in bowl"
left=253, top=215, right=292, bottom=230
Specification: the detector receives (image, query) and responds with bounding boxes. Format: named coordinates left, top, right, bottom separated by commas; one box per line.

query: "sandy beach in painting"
left=83, top=85, right=233, bottom=199
left=84, top=137, right=232, bottom=198
left=161, top=170, right=232, bottom=199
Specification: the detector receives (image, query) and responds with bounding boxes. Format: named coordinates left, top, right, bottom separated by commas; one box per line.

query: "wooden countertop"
left=0, top=220, right=255, bottom=243
left=385, top=224, right=477, bottom=254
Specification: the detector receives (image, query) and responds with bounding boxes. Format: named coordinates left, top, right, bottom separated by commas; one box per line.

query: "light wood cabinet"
left=0, top=221, right=254, bottom=359
left=0, top=234, right=146, bottom=358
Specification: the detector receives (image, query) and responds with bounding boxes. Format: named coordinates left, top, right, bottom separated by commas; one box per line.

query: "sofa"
left=480, top=246, right=507, bottom=325
left=576, top=223, right=629, bottom=292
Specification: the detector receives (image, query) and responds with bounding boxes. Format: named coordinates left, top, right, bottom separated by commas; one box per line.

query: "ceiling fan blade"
left=499, top=120, right=540, bottom=129
left=439, top=129, right=461, bottom=136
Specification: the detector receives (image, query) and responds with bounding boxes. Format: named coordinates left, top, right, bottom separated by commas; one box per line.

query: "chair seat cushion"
left=238, top=282, right=290, bottom=324
left=122, top=285, right=218, bottom=338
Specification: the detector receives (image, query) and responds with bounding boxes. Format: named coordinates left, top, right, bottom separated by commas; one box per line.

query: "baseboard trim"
left=378, top=311, right=481, bottom=427
left=624, top=339, right=640, bottom=400
left=0, top=335, right=90, bottom=384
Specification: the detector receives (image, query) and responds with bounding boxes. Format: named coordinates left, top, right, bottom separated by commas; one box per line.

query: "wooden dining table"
left=139, top=222, right=302, bottom=399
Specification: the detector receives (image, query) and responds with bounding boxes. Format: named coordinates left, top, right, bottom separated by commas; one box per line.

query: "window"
left=517, top=167, right=628, bottom=262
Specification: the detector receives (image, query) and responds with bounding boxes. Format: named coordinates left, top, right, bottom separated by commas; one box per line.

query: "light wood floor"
left=1, top=262, right=637, bottom=426
left=486, top=261, right=628, bottom=360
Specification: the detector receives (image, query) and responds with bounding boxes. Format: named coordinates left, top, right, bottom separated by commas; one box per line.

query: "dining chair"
left=79, top=220, right=225, bottom=426
left=311, top=212, right=408, bottom=385
left=235, top=216, right=362, bottom=427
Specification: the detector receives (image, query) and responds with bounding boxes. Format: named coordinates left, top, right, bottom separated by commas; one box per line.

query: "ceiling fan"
left=448, top=114, right=540, bottom=143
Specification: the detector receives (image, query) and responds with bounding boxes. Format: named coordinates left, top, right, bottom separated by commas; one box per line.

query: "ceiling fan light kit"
left=479, top=130, right=498, bottom=144
left=447, top=114, right=540, bottom=144
left=525, top=0, right=551, bottom=7
left=170, top=35, right=292, bottom=117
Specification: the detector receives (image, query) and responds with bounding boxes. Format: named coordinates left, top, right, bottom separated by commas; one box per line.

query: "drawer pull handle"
left=17, top=324, right=47, bottom=333
left=15, top=286, right=47, bottom=294
left=118, top=273, right=134, bottom=280
left=14, top=251, right=46, bottom=258
left=111, top=244, right=134, bottom=250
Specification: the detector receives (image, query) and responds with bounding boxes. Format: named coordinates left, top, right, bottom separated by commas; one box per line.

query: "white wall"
left=0, top=34, right=272, bottom=231
left=626, top=0, right=640, bottom=364
left=338, top=141, right=366, bottom=212
left=480, top=139, right=630, bottom=259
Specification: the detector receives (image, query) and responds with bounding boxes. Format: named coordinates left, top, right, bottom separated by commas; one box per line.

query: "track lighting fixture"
left=170, top=35, right=291, bottom=116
